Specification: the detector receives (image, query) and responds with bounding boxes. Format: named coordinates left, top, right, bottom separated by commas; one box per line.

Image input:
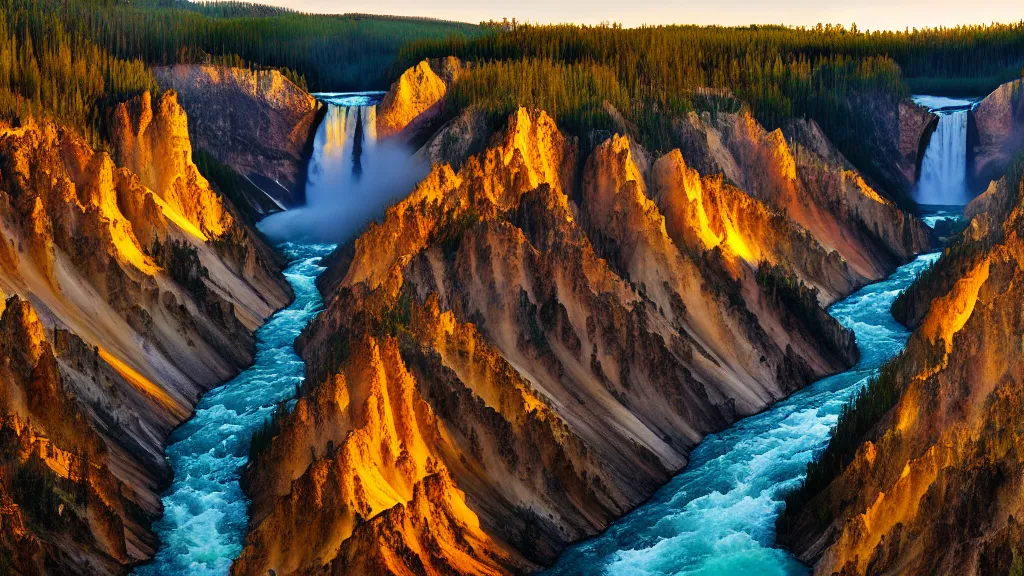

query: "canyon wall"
left=673, top=107, right=931, bottom=296
left=153, top=65, right=323, bottom=208
left=898, top=100, right=939, bottom=189
left=779, top=161, right=1024, bottom=575
left=376, top=57, right=463, bottom=142
left=968, top=78, right=1024, bottom=195
left=0, top=90, right=290, bottom=574
left=232, top=59, right=932, bottom=576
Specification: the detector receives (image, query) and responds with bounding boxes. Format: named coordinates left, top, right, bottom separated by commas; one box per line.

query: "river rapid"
left=135, top=243, right=334, bottom=576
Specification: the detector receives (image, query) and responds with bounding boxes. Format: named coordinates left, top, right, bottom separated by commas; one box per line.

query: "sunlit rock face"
left=111, top=90, right=235, bottom=239
left=228, top=55, right=937, bottom=576
left=153, top=65, right=322, bottom=207
left=651, top=148, right=853, bottom=301
left=969, top=79, right=1024, bottom=194
left=0, top=103, right=290, bottom=573
left=376, top=57, right=462, bottom=141
left=780, top=170, right=1024, bottom=576
left=674, top=109, right=931, bottom=296
left=232, top=106, right=873, bottom=576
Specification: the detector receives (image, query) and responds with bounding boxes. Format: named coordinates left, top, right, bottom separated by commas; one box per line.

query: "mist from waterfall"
left=259, top=92, right=427, bottom=243
left=912, top=95, right=977, bottom=206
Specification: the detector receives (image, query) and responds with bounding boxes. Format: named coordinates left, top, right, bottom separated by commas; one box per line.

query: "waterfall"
left=258, top=92, right=427, bottom=244
left=306, top=102, right=378, bottom=206
left=913, top=96, right=977, bottom=206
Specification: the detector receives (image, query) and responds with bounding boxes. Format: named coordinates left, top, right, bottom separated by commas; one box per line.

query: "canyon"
left=779, top=152, right=1024, bottom=576
left=5, top=53, right=1018, bottom=576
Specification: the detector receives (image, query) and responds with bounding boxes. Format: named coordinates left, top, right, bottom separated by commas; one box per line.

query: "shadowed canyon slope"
left=230, top=59, right=932, bottom=576
left=969, top=79, right=1024, bottom=195
left=153, top=65, right=323, bottom=208
left=0, top=90, right=290, bottom=574
left=779, top=158, right=1024, bottom=575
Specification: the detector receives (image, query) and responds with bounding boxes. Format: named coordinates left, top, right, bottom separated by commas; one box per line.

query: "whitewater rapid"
left=135, top=243, right=334, bottom=576
left=546, top=252, right=939, bottom=576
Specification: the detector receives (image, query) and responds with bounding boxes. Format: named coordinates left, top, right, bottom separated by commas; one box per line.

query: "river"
left=135, top=242, right=335, bottom=576
left=545, top=252, right=939, bottom=576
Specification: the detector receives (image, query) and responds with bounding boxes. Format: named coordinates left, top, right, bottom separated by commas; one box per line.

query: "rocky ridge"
left=968, top=78, right=1024, bottom=195
left=153, top=65, right=323, bottom=207
left=0, top=90, right=291, bottom=574
left=779, top=157, right=1024, bottom=575
left=376, top=57, right=463, bottom=143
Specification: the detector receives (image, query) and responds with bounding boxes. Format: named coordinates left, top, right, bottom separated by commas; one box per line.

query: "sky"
left=257, top=0, right=1021, bottom=30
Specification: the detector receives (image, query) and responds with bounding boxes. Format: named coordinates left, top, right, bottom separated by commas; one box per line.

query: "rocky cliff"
left=229, top=58, right=933, bottom=576
left=0, top=90, right=290, bottom=574
left=673, top=108, right=931, bottom=298
left=779, top=160, right=1024, bottom=576
left=968, top=78, right=1024, bottom=195
left=376, top=57, right=463, bottom=142
left=898, top=100, right=939, bottom=189
left=153, top=65, right=322, bottom=207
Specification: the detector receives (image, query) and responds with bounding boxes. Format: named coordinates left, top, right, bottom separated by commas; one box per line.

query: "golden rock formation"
left=153, top=65, right=322, bottom=206
left=111, top=90, right=233, bottom=239
left=674, top=108, right=931, bottom=296
left=0, top=104, right=290, bottom=573
left=376, top=57, right=462, bottom=141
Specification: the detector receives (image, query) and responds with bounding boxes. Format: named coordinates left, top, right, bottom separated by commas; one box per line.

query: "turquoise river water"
left=135, top=242, right=335, bottom=576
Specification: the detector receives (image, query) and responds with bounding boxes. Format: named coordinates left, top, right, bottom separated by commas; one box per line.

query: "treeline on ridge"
left=67, top=0, right=483, bottom=91
left=399, top=23, right=1024, bottom=197
left=0, top=0, right=157, bottom=147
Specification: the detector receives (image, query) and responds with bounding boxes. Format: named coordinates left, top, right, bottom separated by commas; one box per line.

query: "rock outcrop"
left=0, top=91, right=291, bottom=574
left=376, top=57, right=462, bottom=142
left=898, top=99, right=939, bottom=188
left=230, top=58, right=932, bottom=576
left=674, top=109, right=931, bottom=299
left=153, top=65, right=322, bottom=207
left=968, top=78, right=1024, bottom=194
left=779, top=164, right=1024, bottom=576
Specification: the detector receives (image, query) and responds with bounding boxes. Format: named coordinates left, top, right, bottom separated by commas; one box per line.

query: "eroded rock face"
left=898, top=100, right=939, bottom=186
left=0, top=110, right=290, bottom=574
left=674, top=109, right=931, bottom=296
left=780, top=170, right=1024, bottom=576
left=233, top=108, right=864, bottom=576
left=969, top=79, right=1024, bottom=194
left=152, top=65, right=322, bottom=206
left=651, top=148, right=853, bottom=302
left=111, top=90, right=236, bottom=239
left=376, top=57, right=463, bottom=142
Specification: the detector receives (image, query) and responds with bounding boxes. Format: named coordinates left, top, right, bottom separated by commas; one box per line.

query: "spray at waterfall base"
left=259, top=92, right=429, bottom=244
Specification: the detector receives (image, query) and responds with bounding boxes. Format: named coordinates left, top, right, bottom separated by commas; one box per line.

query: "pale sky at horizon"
left=252, top=0, right=1021, bottom=31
